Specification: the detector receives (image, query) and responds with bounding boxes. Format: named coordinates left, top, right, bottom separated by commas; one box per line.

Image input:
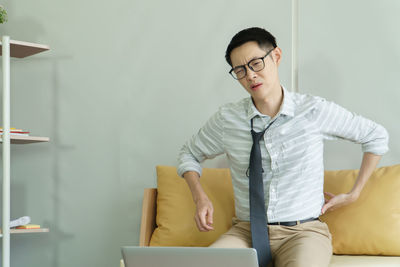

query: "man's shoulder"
left=290, top=91, right=327, bottom=113
left=218, top=97, right=251, bottom=115
left=291, top=91, right=326, bottom=104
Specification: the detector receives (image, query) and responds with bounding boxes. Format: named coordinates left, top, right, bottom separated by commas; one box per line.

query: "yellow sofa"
left=121, top=165, right=400, bottom=267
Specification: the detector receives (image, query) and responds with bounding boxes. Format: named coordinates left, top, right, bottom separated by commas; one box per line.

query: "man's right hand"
left=194, top=197, right=214, bottom=232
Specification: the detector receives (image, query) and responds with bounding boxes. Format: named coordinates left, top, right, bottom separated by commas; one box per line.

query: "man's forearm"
left=349, top=152, right=382, bottom=199
left=183, top=171, right=214, bottom=231
left=183, top=171, right=209, bottom=203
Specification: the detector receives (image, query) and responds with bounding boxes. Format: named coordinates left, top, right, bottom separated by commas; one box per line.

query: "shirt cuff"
left=177, top=162, right=202, bottom=178
left=362, top=145, right=389, bottom=156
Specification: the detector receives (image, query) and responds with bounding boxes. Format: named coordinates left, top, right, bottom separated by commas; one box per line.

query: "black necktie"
left=249, top=117, right=275, bottom=267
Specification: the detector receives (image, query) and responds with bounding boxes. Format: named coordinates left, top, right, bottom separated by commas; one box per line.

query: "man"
left=177, top=27, right=389, bottom=267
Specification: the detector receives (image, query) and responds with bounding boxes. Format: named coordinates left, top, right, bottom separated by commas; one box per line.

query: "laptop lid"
left=121, top=246, right=258, bottom=267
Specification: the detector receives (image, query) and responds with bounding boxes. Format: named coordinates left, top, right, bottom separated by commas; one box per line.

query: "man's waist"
left=268, top=217, right=319, bottom=226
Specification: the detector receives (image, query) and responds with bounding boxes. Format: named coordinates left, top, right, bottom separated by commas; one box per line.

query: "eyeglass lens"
left=232, top=58, right=265, bottom=80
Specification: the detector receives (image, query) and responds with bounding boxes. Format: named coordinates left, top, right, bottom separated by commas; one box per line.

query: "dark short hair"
left=225, top=27, right=277, bottom=66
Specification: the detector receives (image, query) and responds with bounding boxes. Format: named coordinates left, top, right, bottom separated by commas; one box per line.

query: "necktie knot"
left=251, top=129, right=266, bottom=142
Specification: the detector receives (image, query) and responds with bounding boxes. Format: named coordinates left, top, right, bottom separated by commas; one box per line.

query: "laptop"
left=121, top=246, right=259, bottom=267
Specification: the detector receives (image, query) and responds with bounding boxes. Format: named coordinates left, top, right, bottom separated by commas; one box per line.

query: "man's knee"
left=274, top=240, right=332, bottom=267
left=274, top=250, right=331, bottom=267
left=280, top=259, right=323, bottom=267
left=209, top=234, right=251, bottom=248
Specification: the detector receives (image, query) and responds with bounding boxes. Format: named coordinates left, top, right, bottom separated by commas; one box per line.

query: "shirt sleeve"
left=315, top=98, right=389, bottom=155
left=177, top=107, right=225, bottom=177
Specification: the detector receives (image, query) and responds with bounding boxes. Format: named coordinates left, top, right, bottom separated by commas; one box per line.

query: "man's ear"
left=272, top=47, right=282, bottom=66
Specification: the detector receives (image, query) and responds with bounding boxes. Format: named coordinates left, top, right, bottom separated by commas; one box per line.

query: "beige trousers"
left=209, top=217, right=332, bottom=267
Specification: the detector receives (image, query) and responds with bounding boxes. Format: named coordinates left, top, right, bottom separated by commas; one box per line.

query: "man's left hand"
left=321, top=191, right=359, bottom=215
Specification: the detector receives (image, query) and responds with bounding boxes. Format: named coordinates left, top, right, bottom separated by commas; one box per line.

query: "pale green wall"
left=299, top=0, right=399, bottom=169
left=0, top=0, right=398, bottom=267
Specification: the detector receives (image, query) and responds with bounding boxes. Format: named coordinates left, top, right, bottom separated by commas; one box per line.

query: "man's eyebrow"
left=249, top=55, right=260, bottom=61
left=232, top=55, right=263, bottom=69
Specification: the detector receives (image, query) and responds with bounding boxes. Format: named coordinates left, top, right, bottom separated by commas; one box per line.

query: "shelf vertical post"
left=291, top=0, right=299, bottom=92
left=2, top=35, right=11, bottom=267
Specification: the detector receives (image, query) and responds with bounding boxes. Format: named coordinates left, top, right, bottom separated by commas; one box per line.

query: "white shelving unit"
left=1, top=36, right=50, bottom=267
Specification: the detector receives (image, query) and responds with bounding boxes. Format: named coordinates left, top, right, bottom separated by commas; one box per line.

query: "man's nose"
left=245, top=66, right=257, bottom=80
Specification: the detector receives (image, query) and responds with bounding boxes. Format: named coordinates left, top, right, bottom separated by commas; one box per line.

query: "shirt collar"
left=246, top=85, right=295, bottom=120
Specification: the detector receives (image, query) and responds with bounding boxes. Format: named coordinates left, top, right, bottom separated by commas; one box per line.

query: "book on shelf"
left=0, top=132, right=30, bottom=136
left=16, top=224, right=41, bottom=229
left=0, top=225, right=42, bottom=234
left=0, top=127, right=30, bottom=136
left=0, top=216, right=42, bottom=233
left=0, top=127, right=23, bottom=131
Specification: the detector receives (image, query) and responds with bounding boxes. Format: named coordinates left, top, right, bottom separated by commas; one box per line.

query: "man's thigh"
left=209, top=218, right=252, bottom=248
left=209, top=218, right=274, bottom=267
left=270, top=220, right=332, bottom=267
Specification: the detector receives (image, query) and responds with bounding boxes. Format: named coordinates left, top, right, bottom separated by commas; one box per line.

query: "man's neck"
left=253, top=85, right=284, bottom=118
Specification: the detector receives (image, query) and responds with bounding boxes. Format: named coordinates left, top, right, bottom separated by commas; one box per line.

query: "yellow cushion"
left=150, top=166, right=235, bottom=246
left=320, top=164, right=400, bottom=255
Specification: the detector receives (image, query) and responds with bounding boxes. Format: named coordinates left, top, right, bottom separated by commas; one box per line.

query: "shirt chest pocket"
left=278, top=123, right=316, bottom=162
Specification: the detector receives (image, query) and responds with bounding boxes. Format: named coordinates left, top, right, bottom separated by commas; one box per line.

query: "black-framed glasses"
left=229, top=48, right=274, bottom=80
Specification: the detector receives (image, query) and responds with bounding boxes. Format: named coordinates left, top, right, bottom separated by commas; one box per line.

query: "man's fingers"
left=197, top=209, right=213, bottom=231
left=322, top=193, right=356, bottom=215
left=194, top=215, right=202, bottom=231
left=206, top=208, right=214, bottom=226
left=194, top=215, right=206, bottom=232
left=322, top=195, right=344, bottom=214
left=324, top=192, right=336, bottom=203
left=200, top=211, right=213, bottom=231
left=324, top=192, right=335, bottom=198
left=321, top=201, right=333, bottom=214
left=199, top=209, right=208, bottom=228
left=194, top=199, right=214, bottom=231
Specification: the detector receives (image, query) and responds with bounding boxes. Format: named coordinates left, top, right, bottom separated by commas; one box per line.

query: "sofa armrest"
left=121, top=188, right=158, bottom=267
left=139, top=188, right=157, bottom=246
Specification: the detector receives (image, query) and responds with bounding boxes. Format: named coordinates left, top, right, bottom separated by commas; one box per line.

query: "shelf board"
left=0, top=39, right=49, bottom=58
left=0, top=135, right=50, bottom=144
left=0, top=228, right=49, bottom=236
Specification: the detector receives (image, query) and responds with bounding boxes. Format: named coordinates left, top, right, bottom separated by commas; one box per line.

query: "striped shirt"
left=177, top=86, right=389, bottom=222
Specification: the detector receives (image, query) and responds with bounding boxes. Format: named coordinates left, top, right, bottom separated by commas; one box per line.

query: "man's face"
left=230, top=41, right=281, bottom=101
